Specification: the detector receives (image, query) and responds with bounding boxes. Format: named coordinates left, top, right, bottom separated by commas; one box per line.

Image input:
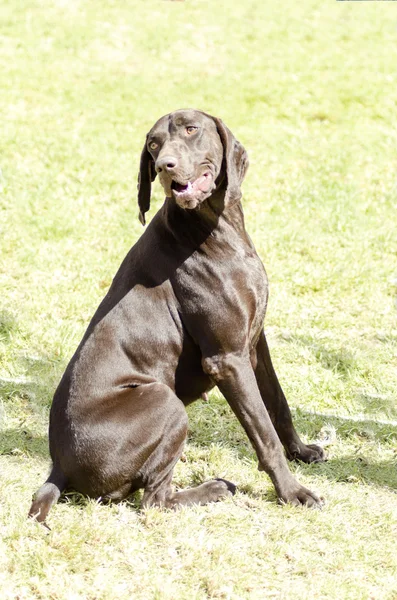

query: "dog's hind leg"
left=158, top=479, right=236, bottom=508
left=138, top=385, right=236, bottom=509
left=28, top=464, right=67, bottom=523
left=142, top=473, right=236, bottom=509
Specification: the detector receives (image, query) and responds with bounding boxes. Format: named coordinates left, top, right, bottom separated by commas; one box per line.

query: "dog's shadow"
left=187, top=397, right=397, bottom=492
left=291, top=408, right=397, bottom=491
left=0, top=313, right=63, bottom=461
left=0, top=428, right=48, bottom=459
left=58, top=490, right=143, bottom=511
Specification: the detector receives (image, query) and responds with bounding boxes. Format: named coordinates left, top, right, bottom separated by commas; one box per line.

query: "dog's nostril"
left=156, top=156, right=178, bottom=173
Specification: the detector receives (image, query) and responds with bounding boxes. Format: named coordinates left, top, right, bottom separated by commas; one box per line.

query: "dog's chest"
left=172, top=236, right=268, bottom=348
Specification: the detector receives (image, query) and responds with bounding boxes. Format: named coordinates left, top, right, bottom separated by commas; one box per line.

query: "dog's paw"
left=286, top=442, right=326, bottom=464
left=214, top=478, right=237, bottom=496
left=202, top=478, right=236, bottom=502
left=165, top=478, right=237, bottom=509
left=278, top=482, right=324, bottom=509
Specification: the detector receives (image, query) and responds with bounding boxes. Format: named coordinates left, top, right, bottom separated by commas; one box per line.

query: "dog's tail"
left=28, top=465, right=67, bottom=523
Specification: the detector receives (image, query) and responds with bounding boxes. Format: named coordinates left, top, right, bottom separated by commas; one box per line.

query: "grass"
left=1, top=0, right=397, bottom=598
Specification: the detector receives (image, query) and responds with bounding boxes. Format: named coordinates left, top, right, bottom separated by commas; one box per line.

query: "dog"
left=29, top=109, right=325, bottom=522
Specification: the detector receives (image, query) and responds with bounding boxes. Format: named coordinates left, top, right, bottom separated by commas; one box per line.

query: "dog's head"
left=137, top=109, right=249, bottom=224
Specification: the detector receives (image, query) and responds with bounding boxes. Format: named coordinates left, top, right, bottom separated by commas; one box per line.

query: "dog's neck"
left=161, top=185, right=247, bottom=250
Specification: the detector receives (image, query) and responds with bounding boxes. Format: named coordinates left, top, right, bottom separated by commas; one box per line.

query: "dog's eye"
left=186, top=126, right=198, bottom=135
left=149, top=141, right=159, bottom=151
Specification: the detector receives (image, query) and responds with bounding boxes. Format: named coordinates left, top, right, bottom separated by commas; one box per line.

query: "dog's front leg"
left=254, top=331, right=326, bottom=464
left=202, top=352, right=323, bottom=507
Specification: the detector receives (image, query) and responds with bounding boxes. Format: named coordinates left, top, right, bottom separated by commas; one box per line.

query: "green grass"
left=1, top=0, right=397, bottom=598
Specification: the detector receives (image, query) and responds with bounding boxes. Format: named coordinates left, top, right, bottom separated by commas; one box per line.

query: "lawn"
left=1, top=0, right=397, bottom=598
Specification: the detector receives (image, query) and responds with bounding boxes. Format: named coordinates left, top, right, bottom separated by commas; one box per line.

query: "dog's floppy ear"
left=212, top=117, right=249, bottom=206
left=137, top=138, right=157, bottom=225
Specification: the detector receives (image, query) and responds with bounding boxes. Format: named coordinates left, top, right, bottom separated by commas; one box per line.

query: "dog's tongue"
left=171, top=175, right=211, bottom=201
left=193, top=174, right=210, bottom=192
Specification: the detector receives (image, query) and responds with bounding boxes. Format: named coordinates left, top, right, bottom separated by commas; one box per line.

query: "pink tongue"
left=193, top=174, right=208, bottom=192
left=174, top=175, right=210, bottom=195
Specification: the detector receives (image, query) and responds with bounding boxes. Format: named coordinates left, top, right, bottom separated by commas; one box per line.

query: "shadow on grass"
left=278, top=332, right=359, bottom=379
left=0, top=319, right=64, bottom=460
left=0, top=373, right=53, bottom=460
left=0, top=307, right=64, bottom=408
left=58, top=490, right=143, bottom=511
left=0, top=428, right=48, bottom=459
left=0, top=310, right=18, bottom=343
left=308, top=454, right=397, bottom=491
left=309, top=346, right=357, bottom=379
left=188, top=399, right=397, bottom=492
left=293, top=407, right=397, bottom=444
left=279, top=333, right=397, bottom=419
left=356, top=391, right=397, bottom=420
left=292, top=409, right=397, bottom=489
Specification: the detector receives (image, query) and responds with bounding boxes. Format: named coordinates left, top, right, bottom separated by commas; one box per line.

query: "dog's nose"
left=155, top=156, right=178, bottom=174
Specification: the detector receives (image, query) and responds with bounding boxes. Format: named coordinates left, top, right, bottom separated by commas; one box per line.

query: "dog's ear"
left=137, top=138, right=157, bottom=225
left=212, top=117, right=249, bottom=206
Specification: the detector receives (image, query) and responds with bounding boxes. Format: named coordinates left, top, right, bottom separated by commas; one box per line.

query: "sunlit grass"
left=1, top=1, right=397, bottom=598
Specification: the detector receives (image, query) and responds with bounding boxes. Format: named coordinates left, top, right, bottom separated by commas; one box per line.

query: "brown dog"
left=29, top=109, right=324, bottom=522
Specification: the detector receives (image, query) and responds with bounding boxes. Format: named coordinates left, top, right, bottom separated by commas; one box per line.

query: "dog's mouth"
left=171, top=172, right=213, bottom=208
